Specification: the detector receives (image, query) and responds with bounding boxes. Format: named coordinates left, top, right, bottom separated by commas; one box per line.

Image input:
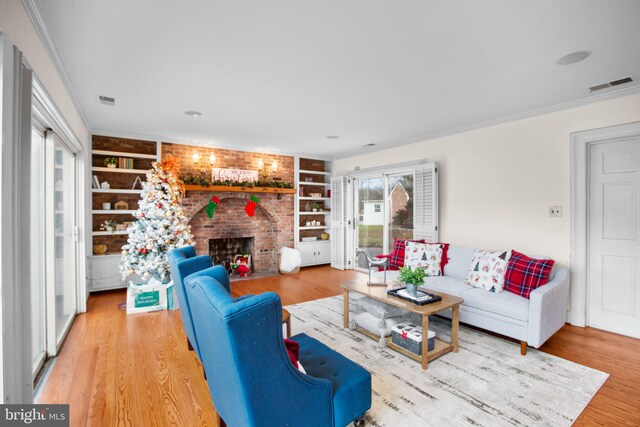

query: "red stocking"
left=245, top=195, right=260, bottom=217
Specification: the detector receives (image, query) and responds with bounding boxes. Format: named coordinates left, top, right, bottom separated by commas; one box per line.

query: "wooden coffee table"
left=341, top=279, right=463, bottom=370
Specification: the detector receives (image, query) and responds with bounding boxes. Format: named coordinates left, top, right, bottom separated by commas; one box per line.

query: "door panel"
left=316, top=242, right=331, bottom=264
left=299, top=243, right=316, bottom=266
left=355, top=177, right=385, bottom=269
left=588, top=137, right=640, bottom=338
left=46, top=135, right=77, bottom=355
left=387, top=174, right=414, bottom=246
left=30, top=128, right=46, bottom=376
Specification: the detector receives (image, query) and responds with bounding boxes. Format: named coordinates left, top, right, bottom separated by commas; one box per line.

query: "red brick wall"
left=163, top=142, right=295, bottom=272
left=92, top=135, right=157, bottom=251
left=161, top=143, right=294, bottom=183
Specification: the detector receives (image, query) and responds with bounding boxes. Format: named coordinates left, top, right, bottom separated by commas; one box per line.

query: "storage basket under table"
left=391, top=322, right=435, bottom=356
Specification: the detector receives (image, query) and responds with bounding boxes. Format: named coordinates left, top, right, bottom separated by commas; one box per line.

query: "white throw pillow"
left=404, top=242, right=443, bottom=277
left=465, top=249, right=512, bottom=292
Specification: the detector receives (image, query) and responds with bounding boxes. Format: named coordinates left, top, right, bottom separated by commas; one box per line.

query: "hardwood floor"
left=38, top=266, right=640, bottom=426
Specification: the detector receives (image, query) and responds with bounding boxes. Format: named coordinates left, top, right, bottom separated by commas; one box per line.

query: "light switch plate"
left=549, top=206, right=562, bottom=217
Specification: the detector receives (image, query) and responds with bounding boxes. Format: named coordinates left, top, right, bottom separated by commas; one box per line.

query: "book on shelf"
left=92, top=175, right=100, bottom=189
left=118, top=157, right=134, bottom=169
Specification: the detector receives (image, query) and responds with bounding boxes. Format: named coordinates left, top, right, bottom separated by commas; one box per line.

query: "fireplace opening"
left=209, top=237, right=255, bottom=273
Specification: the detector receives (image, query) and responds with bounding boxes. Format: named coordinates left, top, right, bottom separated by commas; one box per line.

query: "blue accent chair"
left=185, top=272, right=372, bottom=427
left=168, top=246, right=214, bottom=359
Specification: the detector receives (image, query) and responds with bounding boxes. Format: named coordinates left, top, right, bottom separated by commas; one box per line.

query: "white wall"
left=335, top=93, right=640, bottom=269
left=0, top=0, right=88, bottom=140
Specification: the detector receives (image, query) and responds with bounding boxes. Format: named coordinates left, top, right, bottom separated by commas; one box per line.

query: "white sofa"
left=374, top=245, right=570, bottom=354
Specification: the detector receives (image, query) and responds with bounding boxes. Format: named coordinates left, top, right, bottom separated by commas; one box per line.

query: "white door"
left=588, top=137, right=640, bottom=338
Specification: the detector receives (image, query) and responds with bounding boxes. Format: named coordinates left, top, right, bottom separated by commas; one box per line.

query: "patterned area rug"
left=286, top=296, right=608, bottom=427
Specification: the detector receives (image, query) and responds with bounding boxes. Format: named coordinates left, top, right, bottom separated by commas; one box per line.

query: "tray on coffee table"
left=387, top=287, right=442, bottom=306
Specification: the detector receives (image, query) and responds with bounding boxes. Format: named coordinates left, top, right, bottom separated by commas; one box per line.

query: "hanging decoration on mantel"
left=181, top=174, right=294, bottom=189
left=206, top=196, right=220, bottom=218
left=245, top=195, right=260, bottom=217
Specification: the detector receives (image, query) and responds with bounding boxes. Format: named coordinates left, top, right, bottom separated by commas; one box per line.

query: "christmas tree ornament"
left=245, top=195, right=260, bottom=217
left=206, top=196, right=220, bottom=218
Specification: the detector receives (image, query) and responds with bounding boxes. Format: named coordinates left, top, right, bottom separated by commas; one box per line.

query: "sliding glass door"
left=388, top=173, right=414, bottom=244
left=354, top=172, right=414, bottom=270
left=30, top=125, right=79, bottom=380
left=47, top=135, right=77, bottom=353
left=355, top=177, right=385, bottom=268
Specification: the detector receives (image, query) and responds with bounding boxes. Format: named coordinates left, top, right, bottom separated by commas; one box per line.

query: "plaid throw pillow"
left=389, top=239, right=426, bottom=269
left=504, top=250, right=555, bottom=299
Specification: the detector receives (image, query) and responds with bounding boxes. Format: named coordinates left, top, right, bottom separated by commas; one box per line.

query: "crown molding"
left=21, top=0, right=91, bottom=130
left=334, top=85, right=640, bottom=160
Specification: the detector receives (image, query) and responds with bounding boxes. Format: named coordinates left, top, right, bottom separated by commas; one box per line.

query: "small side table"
left=282, top=308, right=291, bottom=338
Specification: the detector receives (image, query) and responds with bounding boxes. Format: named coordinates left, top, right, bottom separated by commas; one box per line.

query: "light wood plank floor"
left=38, top=266, right=640, bottom=426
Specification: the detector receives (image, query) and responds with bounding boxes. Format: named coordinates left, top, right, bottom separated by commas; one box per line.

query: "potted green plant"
left=100, top=219, right=118, bottom=234
left=104, top=157, right=118, bottom=168
left=398, top=266, right=427, bottom=297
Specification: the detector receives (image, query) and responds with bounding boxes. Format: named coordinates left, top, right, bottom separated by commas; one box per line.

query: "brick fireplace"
left=183, top=191, right=294, bottom=273
left=162, top=142, right=295, bottom=274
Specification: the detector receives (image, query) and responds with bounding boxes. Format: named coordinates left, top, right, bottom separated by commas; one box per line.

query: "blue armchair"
left=185, top=273, right=372, bottom=427
left=168, top=246, right=214, bottom=359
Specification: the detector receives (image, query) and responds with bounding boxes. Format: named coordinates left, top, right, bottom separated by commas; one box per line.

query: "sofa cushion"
left=459, top=287, right=529, bottom=322
left=404, top=242, right=443, bottom=276
left=504, top=250, right=555, bottom=299
left=465, top=249, right=512, bottom=293
left=295, top=333, right=372, bottom=427
left=443, top=246, right=477, bottom=280
left=421, top=276, right=473, bottom=297
left=389, top=239, right=426, bottom=269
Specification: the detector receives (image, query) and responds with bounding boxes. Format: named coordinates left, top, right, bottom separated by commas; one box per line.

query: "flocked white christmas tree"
left=120, top=156, right=194, bottom=282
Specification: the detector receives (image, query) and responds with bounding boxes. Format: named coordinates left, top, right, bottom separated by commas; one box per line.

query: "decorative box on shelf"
left=391, top=322, right=435, bottom=355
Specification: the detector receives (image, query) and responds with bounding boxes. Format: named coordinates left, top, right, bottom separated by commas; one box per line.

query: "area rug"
left=285, top=296, right=608, bottom=427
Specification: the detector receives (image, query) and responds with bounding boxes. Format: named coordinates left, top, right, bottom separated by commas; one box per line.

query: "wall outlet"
left=549, top=206, right=562, bottom=217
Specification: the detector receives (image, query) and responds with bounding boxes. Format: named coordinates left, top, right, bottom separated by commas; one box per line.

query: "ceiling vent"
left=98, top=95, right=115, bottom=106
left=589, top=77, right=634, bottom=93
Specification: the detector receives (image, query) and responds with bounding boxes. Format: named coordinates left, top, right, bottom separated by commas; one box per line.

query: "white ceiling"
left=33, top=0, right=640, bottom=158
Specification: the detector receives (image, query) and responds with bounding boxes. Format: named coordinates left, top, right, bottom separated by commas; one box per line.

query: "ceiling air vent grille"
left=589, top=77, right=634, bottom=92
left=98, top=95, right=115, bottom=106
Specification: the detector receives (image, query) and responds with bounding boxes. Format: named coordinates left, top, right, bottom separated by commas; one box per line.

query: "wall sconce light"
left=193, top=151, right=216, bottom=174
left=258, top=159, right=268, bottom=180
left=258, top=159, right=279, bottom=180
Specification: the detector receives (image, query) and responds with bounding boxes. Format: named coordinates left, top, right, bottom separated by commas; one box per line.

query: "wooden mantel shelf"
left=183, top=185, right=297, bottom=194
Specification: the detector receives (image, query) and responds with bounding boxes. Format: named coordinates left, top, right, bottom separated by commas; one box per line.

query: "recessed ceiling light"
left=326, top=135, right=339, bottom=139
left=363, top=143, right=376, bottom=147
left=185, top=111, right=203, bottom=117
left=557, top=50, right=592, bottom=66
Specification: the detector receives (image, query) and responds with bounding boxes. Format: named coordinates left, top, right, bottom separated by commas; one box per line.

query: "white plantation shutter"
left=331, top=176, right=348, bottom=270
left=413, top=163, right=439, bottom=242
